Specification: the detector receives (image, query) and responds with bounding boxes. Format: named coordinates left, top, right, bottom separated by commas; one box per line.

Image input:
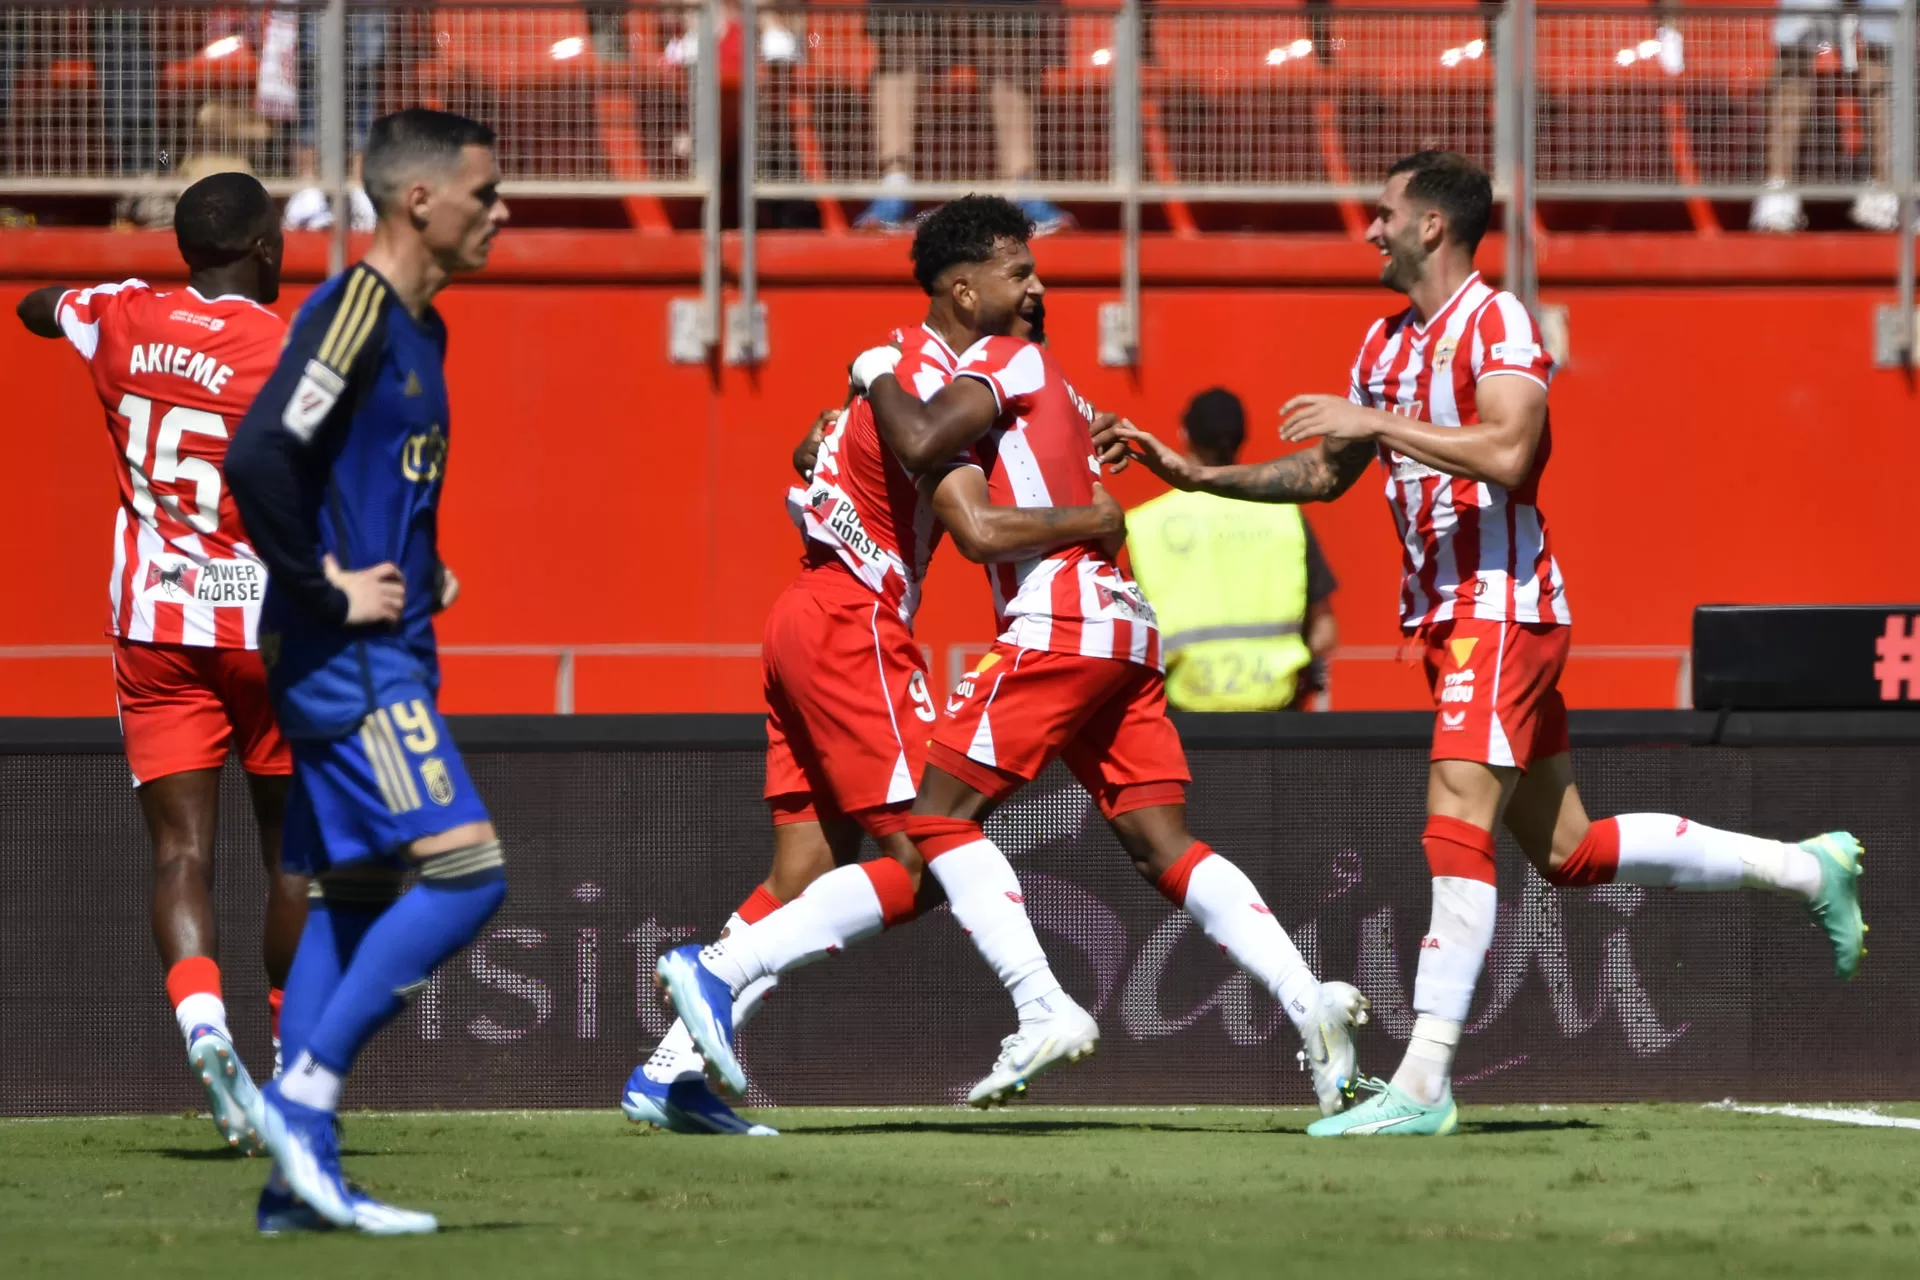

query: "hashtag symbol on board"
left=1874, top=615, right=1920, bottom=701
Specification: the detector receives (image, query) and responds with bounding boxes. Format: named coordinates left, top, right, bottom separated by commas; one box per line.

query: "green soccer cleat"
left=1800, top=832, right=1866, bottom=981
left=1305, top=1078, right=1458, bottom=1138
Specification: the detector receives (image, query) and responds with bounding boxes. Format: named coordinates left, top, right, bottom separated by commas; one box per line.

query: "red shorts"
left=928, top=641, right=1190, bottom=820
left=1422, top=618, right=1570, bottom=770
left=762, top=567, right=934, bottom=837
left=111, top=639, right=291, bottom=785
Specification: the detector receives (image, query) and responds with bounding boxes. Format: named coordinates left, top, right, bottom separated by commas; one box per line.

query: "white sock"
left=1177, top=851, right=1322, bottom=1037
left=278, top=1051, right=343, bottom=1113
left=926, top=837, right=1064, bottom=1018
left=1393, top=1014, right=1462, bottom=1106
left=1395, top=876, right=1497, bottom=1103
left=735, top=974, right=777, bottom=1025
left=1610, top=813, right=1820, bottom=897
left=700, top=864, right=885, bottom=993
left=715, top=911, right=781, bottom=1025
left=175, top=992, right=231, bottom=1048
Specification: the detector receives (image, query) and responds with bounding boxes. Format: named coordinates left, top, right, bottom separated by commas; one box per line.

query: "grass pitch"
left=4, top=1105, right=1918, bottom=1278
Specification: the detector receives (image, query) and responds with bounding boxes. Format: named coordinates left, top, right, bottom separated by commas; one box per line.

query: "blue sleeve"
left=226, top=266, right=392, bottom=627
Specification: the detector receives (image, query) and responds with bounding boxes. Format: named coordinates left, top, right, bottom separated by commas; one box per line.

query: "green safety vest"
left=1126, top=488, right=1313, bottom=712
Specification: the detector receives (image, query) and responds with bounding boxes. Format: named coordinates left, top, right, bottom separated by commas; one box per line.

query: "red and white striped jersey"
left=787, top=324, right=966, bottom=624
left=57, top=279, right=284, bottom=648
left=1348, top=272, right=1572, bottom=631
left=955, top=337, right=1163, bottom=670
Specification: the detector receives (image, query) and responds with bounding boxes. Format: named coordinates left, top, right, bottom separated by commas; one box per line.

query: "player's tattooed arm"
left=867, top=374, right=1000, bottom=474
left=1091, top=418, right=1372, bottom=504
left=13, top=286, right=66, bottom=338
left=927, top=467, right=1126, bottom=564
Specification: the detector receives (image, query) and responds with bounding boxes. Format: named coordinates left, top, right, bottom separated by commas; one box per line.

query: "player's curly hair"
left=173, top=171, right=275, bottom=270
left=910, top=196, right=1034, bottom=296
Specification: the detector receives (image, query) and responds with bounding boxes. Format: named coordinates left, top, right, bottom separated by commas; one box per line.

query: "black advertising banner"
left=1693, top=605, right=1920, bottom=710
left=2, top=724, right=1915, bottom=1115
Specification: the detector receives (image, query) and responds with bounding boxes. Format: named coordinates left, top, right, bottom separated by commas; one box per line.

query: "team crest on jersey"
left=284, top=359, right=345, bottom=442
left=404, top=370, right=423, bottom=397
left=420, top=756, right=455, bottom=806
left=1432, top=337, right=1457, bottom=370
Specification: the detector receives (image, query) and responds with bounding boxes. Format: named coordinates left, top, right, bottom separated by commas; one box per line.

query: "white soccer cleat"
left=1297, top=981, right=1371, bottom=1118
left=1750, top=184, right=1805, bottom=234
left=966, top=1000, right=1099, bottom=1108
left=1849, top=190, right=1900, bottom=233
left=187, top=1028, right=266, bottom=1155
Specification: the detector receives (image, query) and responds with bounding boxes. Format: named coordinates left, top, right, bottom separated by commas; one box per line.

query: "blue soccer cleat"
left=258, top=1168, right=438, bottom=1236
left=254, top=1083, right=354, bottom=1227
left=621, top=1064, right=777, bottom=1137
left=186, top=1026, right=267, bottom=1156
left=656, top=945, right=747, bottom=1097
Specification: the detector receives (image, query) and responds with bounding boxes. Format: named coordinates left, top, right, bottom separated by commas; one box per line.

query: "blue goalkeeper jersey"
left=225, top=263, right=453, bottom=740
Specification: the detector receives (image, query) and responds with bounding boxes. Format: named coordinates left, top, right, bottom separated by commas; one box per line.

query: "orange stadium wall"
left=3, top=230, right=1916, bottom=715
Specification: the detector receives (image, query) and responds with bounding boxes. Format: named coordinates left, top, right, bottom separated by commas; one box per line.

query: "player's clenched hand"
left=324, top=553, right=406, bottom=626
left=1090, top=481, right=1128, bottom=557
left=1096, top=420, right=1200, bottom=489
left=1280, top=395, right=1378, bottom=445
left=792, top=408, right=835, bottom=480
left=1090, top=411, right=1130, bottom=472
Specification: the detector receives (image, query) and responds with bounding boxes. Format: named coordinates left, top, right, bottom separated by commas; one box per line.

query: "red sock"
left=1421, top=815, right=1497, bottom=884
left=735, top=884, right=783, bottom=925
left=165, top=956, right=222, bottom=1008
left=859, top=858, right=920, bottom=928
left=1545, top=817, right=1621, bottom=887
left=904, top=815, right=984, bottom=861
left=1154, top=841, right=1215, bottom=905
left=268, top=987, right=285, bottom=1041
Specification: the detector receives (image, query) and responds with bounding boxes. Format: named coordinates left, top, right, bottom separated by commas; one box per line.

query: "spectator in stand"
left=1125, top=389, right=1339, bottom=712
left=268, top=8, right=391, bottom=231
left=1751, top=0, right=1901, bottom=233
left=94, top=10, right=158, bottom=177
left=856, top=0, right=1072, bottom=235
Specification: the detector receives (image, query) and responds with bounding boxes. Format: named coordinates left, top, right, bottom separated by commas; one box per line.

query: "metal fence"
left=0, top=2, right=1913, bottom=361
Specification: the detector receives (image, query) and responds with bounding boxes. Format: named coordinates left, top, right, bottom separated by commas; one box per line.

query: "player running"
left=661, top=197, right=1369, bottom=1118
left=224, top=108, right=508, bottom=1232
left=628, top=216, right=1131, bottom=1135
left=1095, top=151, right=1865, bottom=1138
left=14, top=172, right=307, bottom=1155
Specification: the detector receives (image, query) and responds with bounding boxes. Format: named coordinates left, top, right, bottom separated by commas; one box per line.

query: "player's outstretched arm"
left=13, top=286, right=66, bottom=338
left=928, top=467, right=1125, bottom=564
left=1093, top=418, right=1372, bottom=504
left=225, top=267, right=402, bottom=627
left=866, top=373, right=1001, bottom=474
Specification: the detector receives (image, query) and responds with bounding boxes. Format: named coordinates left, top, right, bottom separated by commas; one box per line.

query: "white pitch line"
left=1705, top=1101, right=1920, bottom=1131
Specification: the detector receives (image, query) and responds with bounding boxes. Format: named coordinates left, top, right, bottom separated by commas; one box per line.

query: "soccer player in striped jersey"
left=15, top=172, right=307, bottom=1155
left=225, top=108, right=507, bottom=1231
left=1097, top=151, right=1865, bottom=1137
left=663, top=198, right=1370, bottom=1118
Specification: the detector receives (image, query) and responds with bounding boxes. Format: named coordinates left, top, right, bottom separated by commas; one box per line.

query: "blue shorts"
left=281, top=692, right=489, bottom=875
